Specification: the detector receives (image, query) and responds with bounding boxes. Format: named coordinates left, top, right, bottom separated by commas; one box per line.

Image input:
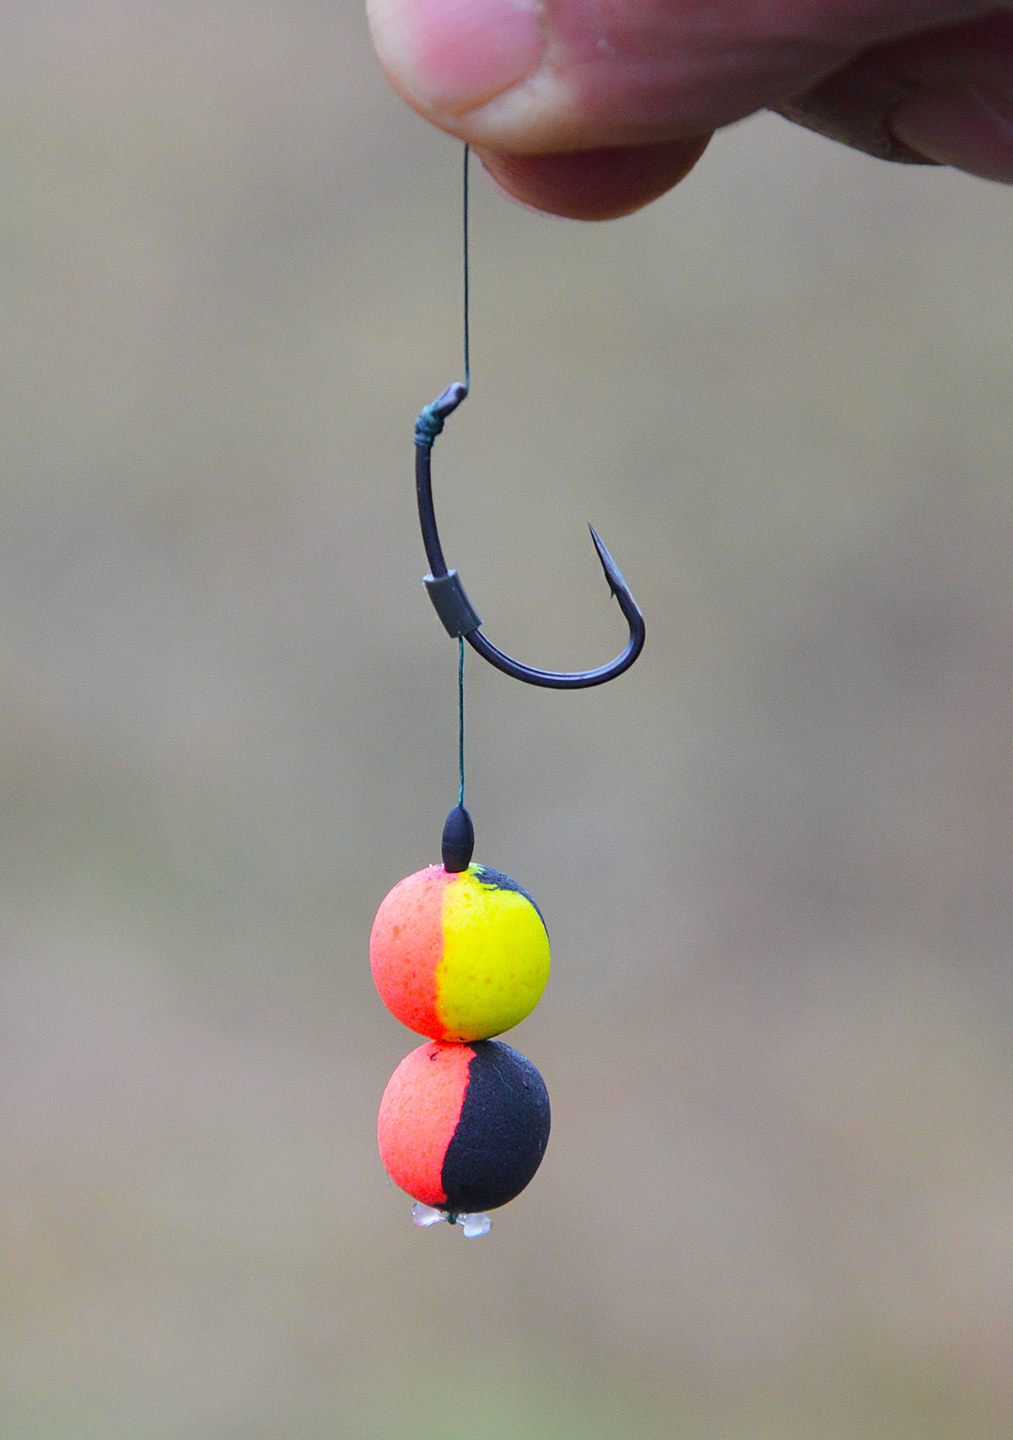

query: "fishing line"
left=457, top=146, right=469, bottom=810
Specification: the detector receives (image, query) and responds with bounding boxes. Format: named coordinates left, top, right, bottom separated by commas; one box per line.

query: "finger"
left=774, top=12, right=1013, bottom=182
left=366, top=0, right=1003, bottom=153
left=474, top=136, right=711, bottom=219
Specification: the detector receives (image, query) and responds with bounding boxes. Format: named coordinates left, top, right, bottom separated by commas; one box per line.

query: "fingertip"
left=474, top=137, right=712, bottom=220
left=367, top=0, right=544, bottom=117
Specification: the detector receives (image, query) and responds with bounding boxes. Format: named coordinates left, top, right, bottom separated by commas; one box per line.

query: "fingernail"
left=367, top=0, right=543, bottom=116
left=890, top=86, right=1013, bottom=183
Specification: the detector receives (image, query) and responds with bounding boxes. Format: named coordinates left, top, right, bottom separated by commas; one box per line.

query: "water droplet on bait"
left=412, top=1202, right=446, bottom=1228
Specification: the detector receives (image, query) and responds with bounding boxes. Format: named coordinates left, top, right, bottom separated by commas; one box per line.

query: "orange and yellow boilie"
left=370, top=862, right=549, bottom=1042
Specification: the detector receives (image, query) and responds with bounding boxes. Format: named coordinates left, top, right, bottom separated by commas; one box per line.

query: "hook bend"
left=415, top=383, right=645, bottom=690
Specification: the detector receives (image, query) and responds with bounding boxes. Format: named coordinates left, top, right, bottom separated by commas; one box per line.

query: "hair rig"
left=371, top=147, right=646, bottom=1237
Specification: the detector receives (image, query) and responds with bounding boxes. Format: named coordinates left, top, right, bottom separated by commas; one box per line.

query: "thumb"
left=365, top=0, right=717, bottom=215
left=364, top=0, right=983, bottom=151
left=365, top=0, right=1013, bottom=218
left=365, top=0, right=811, bottom=153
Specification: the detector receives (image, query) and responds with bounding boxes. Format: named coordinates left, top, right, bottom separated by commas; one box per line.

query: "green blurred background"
left=0, top=3, right=1011, bottom=1436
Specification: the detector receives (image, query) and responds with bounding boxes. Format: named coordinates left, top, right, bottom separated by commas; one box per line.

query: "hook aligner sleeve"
left=424, top=570, right=482, bottom=639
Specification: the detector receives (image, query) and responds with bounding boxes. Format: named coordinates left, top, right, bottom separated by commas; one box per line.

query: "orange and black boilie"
left=372, top=147, right=646, bottom=1237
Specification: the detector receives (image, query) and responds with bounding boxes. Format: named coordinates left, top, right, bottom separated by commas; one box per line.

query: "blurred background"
left=0, top=3, right=1011, bottom=1436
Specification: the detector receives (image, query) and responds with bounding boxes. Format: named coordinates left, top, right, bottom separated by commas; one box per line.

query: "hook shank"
left=415, top=385, right=645, bottom=690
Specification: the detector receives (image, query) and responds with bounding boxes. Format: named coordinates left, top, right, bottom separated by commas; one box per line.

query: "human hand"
left=366, top=1, right=1013, bottom=217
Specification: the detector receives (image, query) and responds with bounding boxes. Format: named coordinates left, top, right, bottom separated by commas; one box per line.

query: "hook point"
left=588, top=524, right=624, bottom=599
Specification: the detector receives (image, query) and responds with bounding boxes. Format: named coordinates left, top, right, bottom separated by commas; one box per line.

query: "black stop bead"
left=441, top=804, right=474, bottom=872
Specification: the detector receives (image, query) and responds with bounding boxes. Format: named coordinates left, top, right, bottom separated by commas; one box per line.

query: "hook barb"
left=415, top=387, right=645, bottom=690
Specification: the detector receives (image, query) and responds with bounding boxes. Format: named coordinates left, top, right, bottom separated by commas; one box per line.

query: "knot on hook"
left=414, top=405, right=444, bottom=448
left=414, top=382, right=468, bottom=449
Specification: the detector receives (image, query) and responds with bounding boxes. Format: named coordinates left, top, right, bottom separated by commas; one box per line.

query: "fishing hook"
left=415, top=382, right=646, bottom=689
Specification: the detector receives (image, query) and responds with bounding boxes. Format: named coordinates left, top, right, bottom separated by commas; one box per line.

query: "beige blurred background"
left=0, top=3, right=1011, bottom=1436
